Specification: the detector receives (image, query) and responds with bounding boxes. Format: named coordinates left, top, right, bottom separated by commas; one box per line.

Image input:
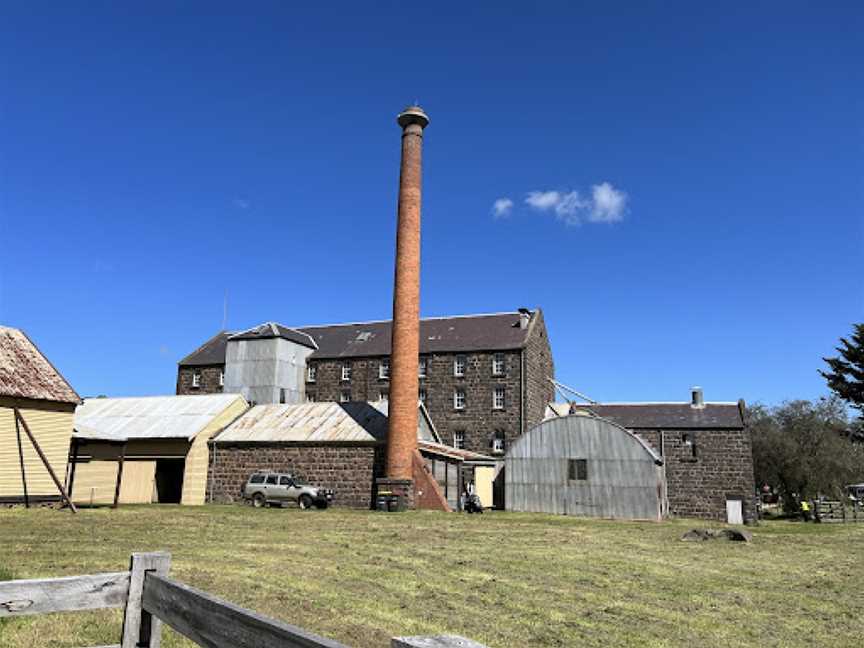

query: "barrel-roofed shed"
left=506, top=413, right=666, bottom=520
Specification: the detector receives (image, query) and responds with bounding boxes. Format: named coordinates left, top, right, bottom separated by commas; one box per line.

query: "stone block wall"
left=523, top=310, right=555, bottom=432
left=304, top=336, right=553, bottom=457
left=636, top=428, right=756, bottom=521
left=176, top=365, right=224, bottom=395
left=207, top=443, right=380, bottom=509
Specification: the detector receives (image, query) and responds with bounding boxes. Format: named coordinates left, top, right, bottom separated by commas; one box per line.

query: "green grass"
left=0, top=506, right=862, bottom=648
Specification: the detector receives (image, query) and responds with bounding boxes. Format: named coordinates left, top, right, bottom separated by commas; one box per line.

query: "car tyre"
left=252, top=493, right=266, bottom=508
left=298, top=494, right=313, bottom=510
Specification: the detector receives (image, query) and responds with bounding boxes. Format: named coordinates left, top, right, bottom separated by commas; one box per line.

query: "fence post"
left=121, top=552, right=171, bottom=648
left=392, top=635, right=490, bottom=648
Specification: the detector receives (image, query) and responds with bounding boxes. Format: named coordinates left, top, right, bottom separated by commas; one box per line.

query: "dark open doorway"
left=154, top=459, right=185, bottom=503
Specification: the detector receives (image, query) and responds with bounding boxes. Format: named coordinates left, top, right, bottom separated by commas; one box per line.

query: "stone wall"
left=523, top=310, right=555, bottom=432
left=176, top=365, right=224, bottom=395
left=636, top=428, right=756, bottom=521
left=207, top=443, right=380, bottom=509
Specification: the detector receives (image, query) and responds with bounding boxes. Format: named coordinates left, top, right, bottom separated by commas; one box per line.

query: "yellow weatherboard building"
left=71, top=393, right=247, bottom=506
left=0, top=325, right=80, bottom=504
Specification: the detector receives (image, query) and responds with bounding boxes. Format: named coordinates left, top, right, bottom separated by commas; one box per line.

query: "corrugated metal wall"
left=0, top=405, right=73, bottom=497
left=224, top=338, right=314, bottom=405
left=506, top=415, right=665, bottom=520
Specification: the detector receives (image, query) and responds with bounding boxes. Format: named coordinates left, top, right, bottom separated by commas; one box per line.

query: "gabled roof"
left=73, top=394, right=247, bottom=441
left=214, top=402, right=389, bottom=444
left=0, top=326, right=80, bottom=404
left=229, top=322, right=318, bottom=350
left=178, top=331, right=232, bottom=367
left=547, top=402, right=744, bottom=430
left=179, top=311, right=538, bottom=366
left=298, top=311, right=534, bottom=359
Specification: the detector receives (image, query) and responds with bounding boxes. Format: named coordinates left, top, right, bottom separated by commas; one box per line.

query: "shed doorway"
left=154, top=459, right=185, bottom=503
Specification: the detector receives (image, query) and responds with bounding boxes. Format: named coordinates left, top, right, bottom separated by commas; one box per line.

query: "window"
left=454, top=355, right=466, bottom=377
left=492, top=353, right=505, bottom=376
left=682, top=432, right=698, bottom=459
left=568, top=459, right=588, bottom=481
left=279, top=389, right=287, bottom=404
left=340, top=390, right=351, bottom=403
left=379, top=390, right=389, bottom=402
left=493, top=386, right=505, bottom=410
left=419, top=388, right=427, bottom=405
left=379, top=359, right=390, bottom=380
left=265, top=475, right=278, bottom=485
left=418, top=357, right=427, bottom=378
left=279, top=476, right=293, bottom=486
left=306, top=392, right=316, bottom=403
left=453, top=431, right=465, bottom=449
left=492, top=431, right=506, bottom=454
left=219, top=370, right=225, bottom=386
left=191, top=371, right=201, bottom=388
left=307, top=365, right=316, bottom=383
left=249, top=474, right=265, bottom=484
left=453, top=389, right=465, bottom=410
left=341, top=364, right=352, bottom=381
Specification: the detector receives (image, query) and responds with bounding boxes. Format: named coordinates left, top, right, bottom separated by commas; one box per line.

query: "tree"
left=820, top=323, right=864, bottom=416
left=748, top=398, right=864, bottom=513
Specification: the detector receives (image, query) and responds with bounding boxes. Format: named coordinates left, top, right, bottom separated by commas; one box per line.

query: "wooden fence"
left=0, top=552, right=487, bottom=648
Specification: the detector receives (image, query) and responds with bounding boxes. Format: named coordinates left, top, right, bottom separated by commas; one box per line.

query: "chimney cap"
left=397, top=105, right=430, bottom=129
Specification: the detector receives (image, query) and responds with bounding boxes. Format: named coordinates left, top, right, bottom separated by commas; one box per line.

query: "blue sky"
left=1, top=2, right=861, bottom=405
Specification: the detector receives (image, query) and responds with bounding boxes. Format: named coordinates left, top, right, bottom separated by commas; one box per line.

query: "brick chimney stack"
left=385, top=105, right=429, bottom=490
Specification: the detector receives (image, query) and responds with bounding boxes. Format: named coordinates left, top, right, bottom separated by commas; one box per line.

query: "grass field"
left=0, top=506, right=862, bottom=648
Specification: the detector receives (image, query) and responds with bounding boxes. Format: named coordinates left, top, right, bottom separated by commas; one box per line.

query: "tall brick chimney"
left=381, top=105, right=429, bottom=505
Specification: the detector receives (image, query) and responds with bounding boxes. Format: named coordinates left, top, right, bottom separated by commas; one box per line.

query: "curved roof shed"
left=506, top=414, right=666, bottom=520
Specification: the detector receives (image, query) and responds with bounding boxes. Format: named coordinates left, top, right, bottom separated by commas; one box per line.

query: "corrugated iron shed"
left=214, top=402, right=389, bottom=444
left=0, top=325, right=79, bottom=404
left=73, top=393, right=247, bottom=441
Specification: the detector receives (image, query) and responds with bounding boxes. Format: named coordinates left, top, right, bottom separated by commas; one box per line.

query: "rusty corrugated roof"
left=73, top=393, right=247, bottom=441
left=214, top=402, right=389, bottom=444
left=0, top=326, right=79, bottom=404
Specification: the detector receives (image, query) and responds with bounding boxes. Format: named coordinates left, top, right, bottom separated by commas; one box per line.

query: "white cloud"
left=588, top=182, right=627, bottom=222
left=492, top=197, right=514, bottom=218
left=524, top=181, right=628, bottom=226
left=233, top=198, right=250, bottom=210
left=525, top=191, right=562, bottom=211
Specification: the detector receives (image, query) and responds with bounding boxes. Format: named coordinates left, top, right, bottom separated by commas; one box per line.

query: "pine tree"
left=820, top=323, right=864, bottom=415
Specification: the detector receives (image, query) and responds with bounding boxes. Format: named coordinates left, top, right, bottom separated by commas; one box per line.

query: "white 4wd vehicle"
left=244, top=472, right=333, bottom=509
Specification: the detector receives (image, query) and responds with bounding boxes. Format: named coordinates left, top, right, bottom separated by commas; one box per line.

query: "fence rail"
left=0, top=552, right=487, bottom=648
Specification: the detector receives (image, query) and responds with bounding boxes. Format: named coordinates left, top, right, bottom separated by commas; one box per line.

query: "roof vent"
left=691, top=386, right=704, bottom=409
